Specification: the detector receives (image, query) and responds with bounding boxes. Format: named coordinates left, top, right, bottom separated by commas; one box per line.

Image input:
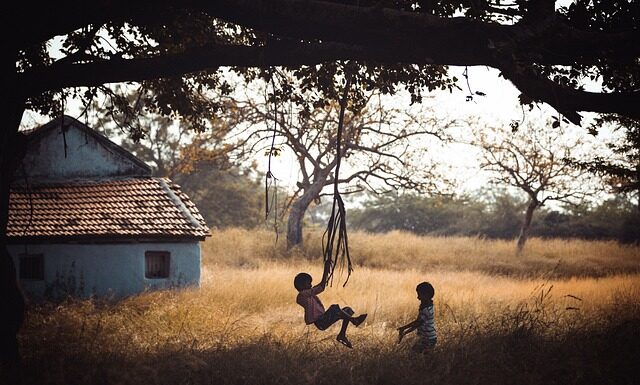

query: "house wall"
left=20, top=122, right=148, bottom=181
left=8, top=242, right=201, bottom=299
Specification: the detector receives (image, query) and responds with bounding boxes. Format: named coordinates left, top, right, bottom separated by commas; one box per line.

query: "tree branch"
left=16, top=0, right=640, bottom=122
left=498, top=60, right=640, bottom=125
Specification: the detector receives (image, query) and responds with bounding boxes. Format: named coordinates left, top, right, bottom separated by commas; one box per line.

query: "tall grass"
left=204, top=228, right=640, bottom=277
left=8, top=229, right=640, bottom=385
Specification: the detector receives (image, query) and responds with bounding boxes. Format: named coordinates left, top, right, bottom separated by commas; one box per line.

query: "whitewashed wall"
left=21, top=121, right=149, bottom=181
left=8, top=242, right=201, bottom=299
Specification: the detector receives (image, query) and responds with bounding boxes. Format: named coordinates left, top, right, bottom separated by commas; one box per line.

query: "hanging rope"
left=322, top=68, right=354, bottom=287
left=60, top=96, right=68, bottom=158
left=265, top=76, right=280, bottom=242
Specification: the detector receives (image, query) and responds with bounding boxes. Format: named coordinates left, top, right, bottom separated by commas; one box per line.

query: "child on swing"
left=294, top=259, right=367, bottom=348
left=397, top=281, right=437, bottom=353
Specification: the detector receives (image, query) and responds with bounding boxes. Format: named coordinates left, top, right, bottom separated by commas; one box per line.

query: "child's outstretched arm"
left=397, top=318, right=423, bottom=343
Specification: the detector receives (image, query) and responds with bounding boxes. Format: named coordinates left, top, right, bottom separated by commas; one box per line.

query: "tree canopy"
left=9, top=0, right=640, bottom=129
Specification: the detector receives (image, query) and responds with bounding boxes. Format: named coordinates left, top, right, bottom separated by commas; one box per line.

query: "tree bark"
left=516, top=200, right=538, bottom=253
left=16, top=0, right=640, bottom=68
left=0, top=50, right=27, bottom=366
left=636, top=163, right=639, bottom=215
left=286, top=177, right=328, bottom=250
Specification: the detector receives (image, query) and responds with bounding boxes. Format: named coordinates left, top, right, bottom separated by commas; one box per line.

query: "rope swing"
left=322, top=68, right=354, bottom=287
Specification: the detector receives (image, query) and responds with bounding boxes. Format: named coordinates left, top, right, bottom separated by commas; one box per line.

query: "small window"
left=19, top=254, right=44, bottom=280
left=145, top=251, right=170, bottom=279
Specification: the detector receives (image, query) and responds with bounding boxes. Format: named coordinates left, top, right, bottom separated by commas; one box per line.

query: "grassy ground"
left=8, top=229, right=640, bottom=385
left=204, top=228, right=640, bottom=276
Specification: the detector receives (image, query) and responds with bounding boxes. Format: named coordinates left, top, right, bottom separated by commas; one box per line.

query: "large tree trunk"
left=1, top=51, right=27, bottom=368
left=286, top=199, right=308, bottom=249
left=516, top=200, right=538, bottom=253
left=636, top=163, right=639, bottom=214
left=286, top=177, right=327, bottom=250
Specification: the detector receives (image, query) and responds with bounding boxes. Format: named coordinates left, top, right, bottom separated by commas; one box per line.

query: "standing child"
left=294, top=260, right=367, bottom=348
left=397, top=281, right=437, bottom=352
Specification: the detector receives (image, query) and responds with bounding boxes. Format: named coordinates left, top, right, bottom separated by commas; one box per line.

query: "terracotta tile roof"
left=8, top=177, right=210, bottom=240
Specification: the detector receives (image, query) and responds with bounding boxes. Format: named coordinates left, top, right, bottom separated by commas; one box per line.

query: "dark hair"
left=416, top=282, right=435, bottom=299
left=294, top=273, right=312, bottom=291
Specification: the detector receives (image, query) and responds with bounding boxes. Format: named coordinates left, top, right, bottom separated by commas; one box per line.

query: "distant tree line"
left=348, top=192, right=640, bottom=244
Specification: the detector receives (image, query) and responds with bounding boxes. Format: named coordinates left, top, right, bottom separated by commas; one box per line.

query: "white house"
left=8, top=116, right=210, bottom=299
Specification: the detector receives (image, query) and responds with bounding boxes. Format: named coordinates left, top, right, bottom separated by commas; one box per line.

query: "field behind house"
left=10, top=229, right=640, bottom=385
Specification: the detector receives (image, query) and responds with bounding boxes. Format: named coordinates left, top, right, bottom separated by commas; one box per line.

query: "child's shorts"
left=314, top=304, right=354, bottom=330
left=412, top=337, right=437, bottom=353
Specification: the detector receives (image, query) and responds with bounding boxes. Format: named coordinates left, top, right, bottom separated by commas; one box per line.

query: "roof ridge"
left=157, top=178, right=203, bottom=229
left=10, top=176, right=155, bottom=187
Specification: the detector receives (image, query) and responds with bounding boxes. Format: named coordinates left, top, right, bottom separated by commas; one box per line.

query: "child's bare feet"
left=352, top=314, right=367, bottom=327
left=336, top=334, right=353, bottom=349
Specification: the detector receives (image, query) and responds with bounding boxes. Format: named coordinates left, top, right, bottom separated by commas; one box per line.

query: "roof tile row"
left=8, top=177, right=210, bottom=239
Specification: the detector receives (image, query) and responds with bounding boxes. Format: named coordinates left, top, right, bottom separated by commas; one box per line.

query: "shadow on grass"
left=9, top=317, right=640, bottom=385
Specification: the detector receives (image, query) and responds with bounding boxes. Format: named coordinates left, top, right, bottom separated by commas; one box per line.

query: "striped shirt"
left=417, top=304, right=437, bottom=341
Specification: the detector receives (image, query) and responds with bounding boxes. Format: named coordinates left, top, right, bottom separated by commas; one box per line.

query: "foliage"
left=571, top=114, right=640, bottom=212
left=349, top=193, right=476, bottom=235
left=22, top=20, right=456, bottom=141
left=13, top=0, right=640, bottom=132
left=173, top=167, right=264, bottom=229
left=349, top=192, right=640, bottom=243
left=90, top=86, right=238, bottom=174
left=90, top=102, right=266, bottom=229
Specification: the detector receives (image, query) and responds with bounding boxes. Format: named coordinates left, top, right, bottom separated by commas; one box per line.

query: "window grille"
left=145, top=251, right=170, bottom=279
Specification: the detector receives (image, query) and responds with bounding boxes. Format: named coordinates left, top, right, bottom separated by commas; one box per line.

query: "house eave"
left=7, top=234, right=209, bottom=244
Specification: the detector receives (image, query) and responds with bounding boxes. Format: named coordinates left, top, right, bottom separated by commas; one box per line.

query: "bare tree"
left=229, top=87, right=454, bottom=248
left=470, top=121, right=592, bottom=252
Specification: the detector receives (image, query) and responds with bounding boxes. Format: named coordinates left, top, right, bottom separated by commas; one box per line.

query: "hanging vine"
left=265, top=75, right=280, bottom=242
left=322, top=66, right=354, bottom=287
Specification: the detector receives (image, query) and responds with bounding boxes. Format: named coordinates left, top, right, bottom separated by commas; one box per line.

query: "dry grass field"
left=9, top=229, right=640, bottom=385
